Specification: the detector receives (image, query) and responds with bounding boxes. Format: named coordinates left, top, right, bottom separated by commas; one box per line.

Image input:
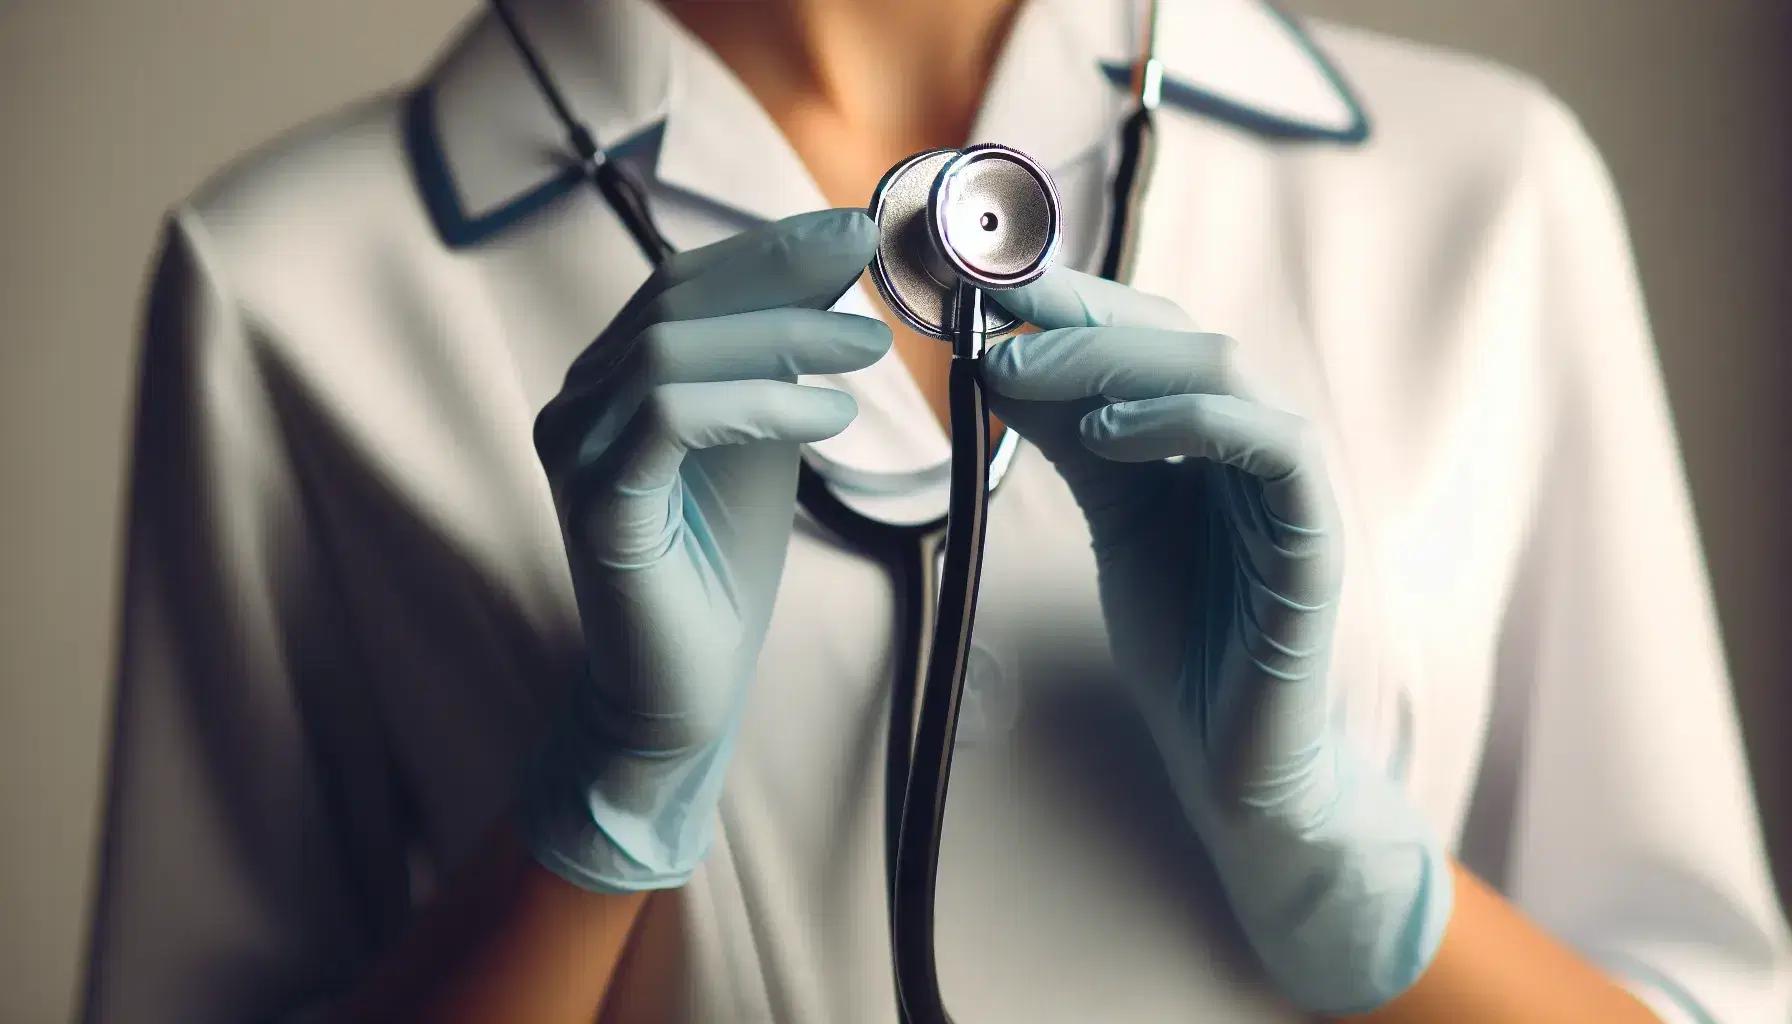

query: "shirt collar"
left=410, top=0, right=1370, bottom=249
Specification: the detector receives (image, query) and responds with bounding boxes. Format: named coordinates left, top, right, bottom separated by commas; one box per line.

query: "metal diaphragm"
left=867, top=144, right=1062, bottom=340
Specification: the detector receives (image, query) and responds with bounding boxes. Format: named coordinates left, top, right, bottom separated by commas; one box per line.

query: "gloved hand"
left=985, top=268, right=1452, bottom=1015
left=518, top=209, right=890, bottom=893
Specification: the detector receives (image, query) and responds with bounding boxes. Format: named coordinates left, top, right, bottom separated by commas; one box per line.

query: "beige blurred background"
left=1, top=0, right=1787, bottom=1020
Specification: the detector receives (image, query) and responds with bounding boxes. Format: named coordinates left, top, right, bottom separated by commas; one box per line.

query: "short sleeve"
left=1493, top=93, right=1792, bottom=1021
left=79, top=210, right=411, bottom=1023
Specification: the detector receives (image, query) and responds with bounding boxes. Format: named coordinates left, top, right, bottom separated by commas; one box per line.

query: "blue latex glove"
left=985, top=268, right=1452, bottom=1015
left=519, top=209, right=890, bottom=893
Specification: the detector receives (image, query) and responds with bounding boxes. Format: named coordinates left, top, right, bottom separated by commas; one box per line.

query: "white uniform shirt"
left=82, top=0, right=1792, bottom=1021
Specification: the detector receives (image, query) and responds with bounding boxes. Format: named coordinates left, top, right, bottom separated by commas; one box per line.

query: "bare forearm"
left=1343, top=860, right=1661, bottom=1024
left=330, top=817, right=647, bottom=1024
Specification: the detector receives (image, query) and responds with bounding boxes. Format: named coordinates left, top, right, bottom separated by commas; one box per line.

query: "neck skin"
left=662, top=0, right=1024, bottom=157
left=662, top=0, right=1026, bottom=442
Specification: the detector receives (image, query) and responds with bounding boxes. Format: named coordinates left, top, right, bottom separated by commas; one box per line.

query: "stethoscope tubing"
left=891, top=287, right=995, bottom=1024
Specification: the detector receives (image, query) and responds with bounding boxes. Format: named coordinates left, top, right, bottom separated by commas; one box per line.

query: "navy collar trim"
left=1102, top=7, right=1370, bottom=144
left=404, top=86, right=667, bottom=249
left=406, top=8, right=1371, bottom=251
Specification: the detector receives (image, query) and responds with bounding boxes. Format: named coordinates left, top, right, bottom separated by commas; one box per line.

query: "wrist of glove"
left=985, top=266, right=1451, bottom=1015
left=516, top=660, right=748, bottom=894
left=1160, top=725, right=1454, bottom=1016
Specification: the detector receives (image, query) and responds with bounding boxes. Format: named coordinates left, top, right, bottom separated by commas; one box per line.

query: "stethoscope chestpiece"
left=867, top=144, right=1062, bottom=341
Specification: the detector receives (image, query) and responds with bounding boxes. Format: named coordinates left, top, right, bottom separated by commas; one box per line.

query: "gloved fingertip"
left=989, top=265, right=1081, bottom=329
left=792, top=207, right=880, bottom=261
left=977, top=336, right=1022, bottom=384
left=1076, top=401, right=1191, bottom=463
left=858, top=312, right=896, bottom=347
left=765, top=211, right=883, bottom=310
left=858, top=318, right=896, bottom=364
left=1076, top=402, right=1124, bottom=448
left=837, top=206, right=878, bottom=236
left=812, top=386, right=861, bottom=434
left=786, top=206, right=873, bottom=230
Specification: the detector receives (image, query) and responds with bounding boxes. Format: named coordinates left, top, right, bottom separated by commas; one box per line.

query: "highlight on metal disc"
left=930, top=144, right=1060, bottom=291
left=866, top=144, right=1061, bottom=340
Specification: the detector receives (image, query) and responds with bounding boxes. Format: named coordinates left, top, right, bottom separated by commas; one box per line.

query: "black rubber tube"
left=1099, top=106, right=1156, bottom=284
left=891, top=356, right=991, bottom=1024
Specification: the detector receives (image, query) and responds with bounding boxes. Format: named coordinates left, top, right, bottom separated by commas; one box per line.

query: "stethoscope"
left=489, top=2, right=1163, bottom=1020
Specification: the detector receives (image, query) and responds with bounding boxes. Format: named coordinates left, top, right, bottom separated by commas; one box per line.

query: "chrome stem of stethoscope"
left=951, top=283, right=987, bottom=360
